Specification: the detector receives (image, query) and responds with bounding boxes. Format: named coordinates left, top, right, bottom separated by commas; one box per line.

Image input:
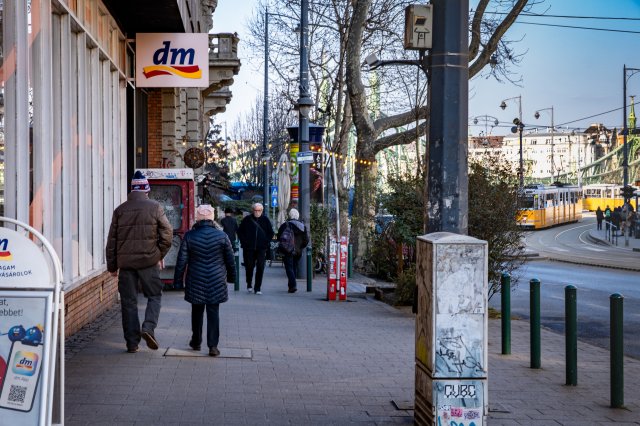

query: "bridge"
left=530, top=134, right=640, bottom=186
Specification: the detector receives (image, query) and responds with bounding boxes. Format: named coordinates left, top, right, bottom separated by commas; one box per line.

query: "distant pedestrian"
left=237, top=202, right=274, bottom=294
left=173, top=204, right=235, bottom=357
left=604, top=205, right=612, bottom=231
left=277, top=208, right=309, bottom=293
left=595, top=206, right=604, bottom=230
left=106, top=171, right=173, bottom=353
left=220, top=207, right=239, bottom=248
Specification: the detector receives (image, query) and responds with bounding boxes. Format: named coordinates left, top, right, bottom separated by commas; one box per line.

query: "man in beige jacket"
left=106, top=171, right=173, bottom=353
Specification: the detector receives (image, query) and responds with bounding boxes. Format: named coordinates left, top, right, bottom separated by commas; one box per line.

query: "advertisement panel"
left=136, top=33, right=209, bottom=88
left=0, top=292, right=52, bottom=425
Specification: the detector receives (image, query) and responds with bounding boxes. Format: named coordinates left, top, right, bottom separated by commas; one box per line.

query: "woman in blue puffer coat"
left=173, top=204, right=236, bottom=356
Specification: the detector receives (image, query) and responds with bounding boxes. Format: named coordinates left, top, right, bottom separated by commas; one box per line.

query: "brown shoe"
left=127, top=346, right=139, bottom=353
left=209, top=347, right=220, bottom=357
left=141, top=331, right=159, bottom=350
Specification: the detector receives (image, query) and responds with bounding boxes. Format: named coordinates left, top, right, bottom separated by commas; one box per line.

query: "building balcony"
left=205, top=33, right=241, bottom=115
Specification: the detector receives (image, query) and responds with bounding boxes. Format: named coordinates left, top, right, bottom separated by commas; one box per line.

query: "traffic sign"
left=270, top=186, right=278, bottom=208
left=297, top=151, right=314, bottom=164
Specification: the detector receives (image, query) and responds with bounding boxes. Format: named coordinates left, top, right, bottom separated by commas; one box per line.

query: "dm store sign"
left=0, top=228, right=51, bottom=289
left=136, top=33, right=209, bottom=88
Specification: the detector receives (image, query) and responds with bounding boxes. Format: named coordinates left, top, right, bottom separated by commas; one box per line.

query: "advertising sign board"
left=136, top=33, right=210, bottom=88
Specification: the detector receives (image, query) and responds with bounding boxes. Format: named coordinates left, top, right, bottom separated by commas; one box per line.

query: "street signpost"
left=296, top=151, right=314, bottom=164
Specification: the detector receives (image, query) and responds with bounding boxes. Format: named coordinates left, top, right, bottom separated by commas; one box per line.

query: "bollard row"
left=500, top=274, right=624, bottom=408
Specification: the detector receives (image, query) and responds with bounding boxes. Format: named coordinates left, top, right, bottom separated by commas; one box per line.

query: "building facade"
left=0, top=0, right=240, bottom=335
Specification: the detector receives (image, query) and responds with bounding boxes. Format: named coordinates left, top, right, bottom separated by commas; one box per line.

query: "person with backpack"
left=237, top=203, right=274, bottom=294
left=277, top=208, right=309, bottom=293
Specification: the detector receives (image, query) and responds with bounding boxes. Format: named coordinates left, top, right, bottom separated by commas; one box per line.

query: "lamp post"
left=471, top=115, right=499, bottom=145
left=297, top=0, right=314, bottom=278
left=623, top=65, right=640, bottom=201
left=534, top=106, right=555, bottom=182
left=262, top=8, right=274, bottom=220
left=500, top=95, right=524, bottom=189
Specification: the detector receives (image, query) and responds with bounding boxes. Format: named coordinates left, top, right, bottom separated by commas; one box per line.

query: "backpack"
left=278, top=223, right=296, bottom=255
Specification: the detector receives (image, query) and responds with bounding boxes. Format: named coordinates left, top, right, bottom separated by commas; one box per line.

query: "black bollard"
left=530, top=278, right=541, bottom=369
left=565, top=285, right=577, bottom=386
left=610, top=293, right=624, bottom=408
left=501, top=273, right=511, bottom=355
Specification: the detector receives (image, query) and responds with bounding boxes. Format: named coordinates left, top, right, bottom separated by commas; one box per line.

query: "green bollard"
left=348, top=243, right=353, bottom=278
left=307, top=247, right=313, bottom=292
left=610, top=293, right=624, bottom=408
left=234, top=240, right=240, bottom=292
left=565, top=285, right=577, bottom=386
left=530, top=278, right=541, bottom=369
left=501, top=273, right=511, bottom=355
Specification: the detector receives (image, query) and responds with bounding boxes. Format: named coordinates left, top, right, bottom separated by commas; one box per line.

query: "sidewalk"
left=588, top=226, right=640, bottom=251
left=65, top=265, right=640, bottom=425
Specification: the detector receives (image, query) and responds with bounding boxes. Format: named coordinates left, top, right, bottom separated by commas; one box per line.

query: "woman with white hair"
left=277, top=208, right=309, bottom=293
left=173, top=204, right=235, bottom=356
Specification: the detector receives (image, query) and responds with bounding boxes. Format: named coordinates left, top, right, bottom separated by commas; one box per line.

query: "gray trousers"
left=118, top=265, right=163, bottom=349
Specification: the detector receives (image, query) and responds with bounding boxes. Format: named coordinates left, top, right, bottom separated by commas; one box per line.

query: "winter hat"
left=131, top=171, right=150, bottom=192
left=196, top=204, right=215, bottom=220
left=288, top=208, right=300, bottom=220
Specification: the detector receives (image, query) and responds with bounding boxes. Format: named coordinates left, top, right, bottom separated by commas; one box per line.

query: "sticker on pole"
left=0, top=229, right=51, bottom=289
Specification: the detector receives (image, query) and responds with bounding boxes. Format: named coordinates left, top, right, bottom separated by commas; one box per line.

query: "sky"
left=213, top=0, right=640, bottom=138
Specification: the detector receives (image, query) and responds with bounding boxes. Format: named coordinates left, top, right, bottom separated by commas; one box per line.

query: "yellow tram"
left=582, top=183, right=638, bottom=211
left=517, top=184, right=583, bottom=229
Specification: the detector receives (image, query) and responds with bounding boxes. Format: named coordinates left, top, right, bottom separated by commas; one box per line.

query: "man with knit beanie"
left=106, top=170, right=173, bottom=353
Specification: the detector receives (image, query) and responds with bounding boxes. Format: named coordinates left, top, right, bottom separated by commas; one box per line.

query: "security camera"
left=364, top=53, right=380, bottom=69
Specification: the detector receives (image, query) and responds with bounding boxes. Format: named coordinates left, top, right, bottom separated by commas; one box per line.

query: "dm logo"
left=142, top=41, right=202, bottom=80
left=0, top=238, right=12, bottom=261
left=12, top=351, right=39, bottom=376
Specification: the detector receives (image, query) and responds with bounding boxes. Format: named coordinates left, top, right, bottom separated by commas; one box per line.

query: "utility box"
left=414, top=232, right=488, bottom=425
left=139, top=168, right=195, bottom=288
left=404, top=4, right=433, bottom=50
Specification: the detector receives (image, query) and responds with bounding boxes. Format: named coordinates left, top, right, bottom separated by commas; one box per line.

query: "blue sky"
left=214, top=0, right=640, bottom=136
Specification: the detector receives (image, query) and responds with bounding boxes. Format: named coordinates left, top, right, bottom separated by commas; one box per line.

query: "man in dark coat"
left=173, top=204, right=235, bottom=356
left=237, top=202, right=274, bottom=294
left=595, top=206, right=604, bottom=230
left=277, top=208, right=309, bottom=293
left=106, top=171, right=173, bottom=353
left=220, top=207, right=239, bottom=248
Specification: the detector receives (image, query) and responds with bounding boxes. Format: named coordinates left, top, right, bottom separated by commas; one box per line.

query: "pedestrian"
left=106, top=171, right=173, bottom=353
left=220, top=207, right=239, bottom=248
left=173, top=204, right=236, bottom=357
left=595, top=206, right=604, bottom=230
left=237, top=202, right=274, bottom=294
left=277, top=208, right=309, bottom=293
left=604, top=205, right=612, bottom=231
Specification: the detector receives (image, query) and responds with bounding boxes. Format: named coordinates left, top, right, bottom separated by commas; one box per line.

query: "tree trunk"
left=351, top=151, right=377, bottom=268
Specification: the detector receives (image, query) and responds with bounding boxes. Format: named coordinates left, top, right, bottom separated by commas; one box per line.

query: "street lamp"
left=471, top=115, right=499, bottom=145
left=534, top=106, right=555, bottom=182
left=297, top=0, right=313, bottom=279
left=500, top=95, right=524, bottom=188
left=623, top=65, right=640, bottom=202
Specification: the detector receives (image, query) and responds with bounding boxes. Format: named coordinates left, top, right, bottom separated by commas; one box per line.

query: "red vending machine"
left=338, top=236, right=348, bottom=301
left=326, top=236, right=338, bottom=301
left=139, top=168, right=195, bottom=289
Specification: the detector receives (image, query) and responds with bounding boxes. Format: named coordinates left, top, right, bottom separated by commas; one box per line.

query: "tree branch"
left=374, top=120, right=428, bottom=153
left=373, top=105, right=428, bottom=133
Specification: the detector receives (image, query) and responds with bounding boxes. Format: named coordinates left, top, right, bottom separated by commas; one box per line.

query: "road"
left=491, top=216, right=640, bottom=358
left=524, top=214, right=640, bottom=270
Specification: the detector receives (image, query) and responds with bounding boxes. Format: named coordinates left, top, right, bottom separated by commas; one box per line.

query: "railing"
left=209, top=33, right=240, bottom=60
left=605, top=220, right=619, bottom=245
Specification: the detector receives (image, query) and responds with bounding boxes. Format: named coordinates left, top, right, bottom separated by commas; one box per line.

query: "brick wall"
left=64, top=273, right=119, bottom=337
left=148, top=89, right=163, bottom=167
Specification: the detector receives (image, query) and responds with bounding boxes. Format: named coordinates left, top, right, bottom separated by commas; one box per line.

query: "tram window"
left=521, top=196, right=535, bottom=209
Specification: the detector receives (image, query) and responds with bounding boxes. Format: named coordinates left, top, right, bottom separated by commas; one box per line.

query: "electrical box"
left=404, top=4, right=433, bottom=50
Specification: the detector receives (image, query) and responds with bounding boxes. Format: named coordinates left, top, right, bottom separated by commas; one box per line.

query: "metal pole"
left=263, top=8, right=270, bottom=220
left=530, top=278, right=541, bottom=369
left=298, top=0, right=312, bottom=277
left=551, top=106, right=555, bottom=181
left=307, top=245, right=313, bottom=292
left=623, top=65, right=629, bottom=193
left=610, top=293, right=624, bottom=408
left=565, top=285, right=577, bottom=386
left=501, top=273, right=511, bottom=355
left=234, top=240, right=240, bottom=292
left=427, top=0, right=469, bottom=234
left=518, top=95, right=524, bottom=189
